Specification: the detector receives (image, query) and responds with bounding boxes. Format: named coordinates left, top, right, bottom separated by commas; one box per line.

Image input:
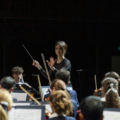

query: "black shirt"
left=40, top=58, right=71, bottom=81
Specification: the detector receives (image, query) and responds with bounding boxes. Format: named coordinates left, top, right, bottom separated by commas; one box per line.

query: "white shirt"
left=49, top=113, right=66, bottom=119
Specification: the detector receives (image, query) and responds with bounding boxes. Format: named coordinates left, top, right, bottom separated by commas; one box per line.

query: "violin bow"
left=41, top=53, right=52, bottom=85
left=94, top=75, right=97, bottom=90
left=19, top=85, right=51, bottom=113
left=37, top=75, right=44, bottom=101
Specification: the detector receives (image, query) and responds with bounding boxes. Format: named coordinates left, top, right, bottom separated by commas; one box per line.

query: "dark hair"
left=12, top=66, right=24, bottom=74
left=55, top=69, right=70, bottom=84
left=55, top=41, right=68, bottom=55
left=80, top=96, right=103, bottom=120
left=49, top=90, right=73, bottom=116
left=0, top=76, right=15, bottom=90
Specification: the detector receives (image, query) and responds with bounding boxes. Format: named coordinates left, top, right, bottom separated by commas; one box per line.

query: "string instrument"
left=41, top=53, right=52, bottom=101
left=22, top=45, right=51, bottom=117
left=19, top=85, right=51, bottom=117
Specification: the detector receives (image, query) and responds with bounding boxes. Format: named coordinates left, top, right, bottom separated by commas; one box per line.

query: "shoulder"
left=64, top=58, right=71, bottom=63
left=67, top=89, right=77, bottom=95
left=48, top=116, right=75, bottom=120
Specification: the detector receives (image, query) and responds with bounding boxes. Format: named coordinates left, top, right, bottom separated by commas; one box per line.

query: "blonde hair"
left=101, top=77, right=120, bottom=108
left=49, top=90, right=73, bottom=116
left=0, top=89, right=13, bottom=120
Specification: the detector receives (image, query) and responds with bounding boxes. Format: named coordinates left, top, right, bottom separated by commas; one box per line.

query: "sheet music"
left=11, top=92, right=27, bottom=101
left=43, top=104, right=52, bottom=113
left=12, top=103, right=30, bottom=106
left=9, top=108, right=42, bottom=120
left=104, top=111, right=120, bottom=120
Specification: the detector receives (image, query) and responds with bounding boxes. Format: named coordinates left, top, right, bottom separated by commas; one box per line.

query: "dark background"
left=0, top=0, right=120, bottom=102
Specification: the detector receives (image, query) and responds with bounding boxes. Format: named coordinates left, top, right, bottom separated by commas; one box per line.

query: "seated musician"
left=94, top=71, right=120, bottom=97
left=12, top=66, right=40, bottom=98
left=48, top=90, right=75, bottom=120
left=49, top=79, right=77, bottom=118
left=12, top=66, right=24, bottom=84
left=0, top=89, right=13, bottom=120
left=79, top=96, right=103, bottom=120
left=0, top=76, right=17, bottom=101
left=55, top=69, right=79, bottom=108
left=101, top=77, right=120, bottom=108
left=44, top=69, right=79, bottom=108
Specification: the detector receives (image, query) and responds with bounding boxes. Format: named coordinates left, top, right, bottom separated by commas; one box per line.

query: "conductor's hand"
left=46, top=57, right=55, bottom=68
left=32, top=60, right=42, bottom=70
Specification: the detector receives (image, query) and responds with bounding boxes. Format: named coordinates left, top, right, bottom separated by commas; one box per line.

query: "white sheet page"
left=103, top=111, right=120, bottom=120
left=11, top=92, right=27, bottom=101
left=9, top=109, right=42, bottom=120
left=43, top=104, right=52, bottom=113
left=12, top=102, right=30, bottom=106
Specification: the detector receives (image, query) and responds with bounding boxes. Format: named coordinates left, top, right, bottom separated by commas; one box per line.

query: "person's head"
left=80, top=96, right=103, bottom=120
left=55, top=69, right=70, bottom=84
left=50, top=79, right=66, bottom=94
left=104, top=71, right=120, bottom=83
left=12, top=66, right=24, bottom=83
left=0, top=89, right=13, bottom=120
left=49, top=90, right=73, bottom=116
left=55, top=41, right=68, bottom=57
left=0, top=76, right=15, bottom=93
left=50, top=79, right=71, bottom=99
left=101, top=77, right=120, bottom=108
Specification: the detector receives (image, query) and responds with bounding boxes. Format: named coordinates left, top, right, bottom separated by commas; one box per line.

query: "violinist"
left=0, top=76, right=17, bottom=102
left=94, top=71, right=120, bottom=97
left=48, top=90, right=75, bottom=120
left=49, top=79, right=78, bottom=118
left=101, top=77, right=120, bottom=108
left=12, top=66, right=24, bottom=84
left=0, top=89, right=13, bottom=120
left=32, top=41, right=71, bottom=82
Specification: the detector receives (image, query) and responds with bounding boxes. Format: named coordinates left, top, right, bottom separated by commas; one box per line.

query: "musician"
left=55, top=69, right=79, bottom=108
left=101, top=77, right=120, bottom=108
left=94, top=71, right=120, bottom=97
left=32, top=41, right=71, bottom=81
left=12, top=66, right=24, bottom=84
left=0, top=89, right=13, bottom=120
left=0, top=76, right=17, bottom=101
left=79, top=96, right=103, bottom=120
left=44, top=69, right=79, bottom=108
left=48, top=90, right=75, bottom=120
left=49, top=79, right=78, bottom=118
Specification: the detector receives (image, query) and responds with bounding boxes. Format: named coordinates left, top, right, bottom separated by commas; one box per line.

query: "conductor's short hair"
left=55, top=69, right=70, bottom=84
left=0, top=76, right=15, bottom=90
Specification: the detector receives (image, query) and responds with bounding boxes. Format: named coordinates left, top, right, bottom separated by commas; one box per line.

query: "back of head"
left=50, top=79, right=71, bottom=99
left=0, top=89, right=13, bottom=120
left=104, top=71, right=120, bottom=82
left=80, top=96, right=103, bottom=120
left=55, top=69, right=70, bottom=84
left=0, top=76, right=15, bottom=90
left=12, top=66, right=24, bottom=74
left=50, top=79, right=66, bottom=91
left=101, top=77, right=120, bottom=108
left=49, top=90, right=73, bottom=116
